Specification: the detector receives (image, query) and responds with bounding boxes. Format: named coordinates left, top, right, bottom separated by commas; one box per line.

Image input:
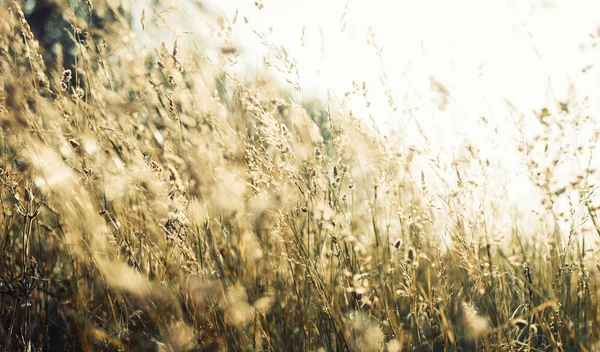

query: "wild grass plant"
left=1, top=1, right=600, bottom=351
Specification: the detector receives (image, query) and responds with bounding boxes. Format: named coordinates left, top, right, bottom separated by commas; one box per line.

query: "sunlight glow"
left=199, top=0, right=600, bottom=215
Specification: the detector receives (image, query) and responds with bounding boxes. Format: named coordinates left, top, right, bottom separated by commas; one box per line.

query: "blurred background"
left=13, top=0, right=600, bottom=218
left=201, top=0, right=600, bottom=220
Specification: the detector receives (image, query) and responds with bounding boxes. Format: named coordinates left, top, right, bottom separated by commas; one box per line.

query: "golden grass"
left=0, top=1, right=599, bottom=351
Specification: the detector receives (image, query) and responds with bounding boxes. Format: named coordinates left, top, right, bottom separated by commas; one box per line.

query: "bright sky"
left=205, top=0, right=599, bottom=111
left=137, top=0, right=600, bottom=228
left=202, top=0, right=600, bottom=210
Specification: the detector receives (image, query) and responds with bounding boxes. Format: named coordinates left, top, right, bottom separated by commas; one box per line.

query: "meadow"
left=1, top=1, right=600, bottom=351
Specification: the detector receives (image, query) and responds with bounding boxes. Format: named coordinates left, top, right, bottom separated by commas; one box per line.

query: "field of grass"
left=1, top=1, right=600, bottom=351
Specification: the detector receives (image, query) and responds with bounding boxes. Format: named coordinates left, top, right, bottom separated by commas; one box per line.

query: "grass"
left=1, top=1, right=600, bottom=351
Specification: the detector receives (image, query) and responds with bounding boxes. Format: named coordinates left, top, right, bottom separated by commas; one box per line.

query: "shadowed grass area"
left=1, top=1, right=599, bottom=351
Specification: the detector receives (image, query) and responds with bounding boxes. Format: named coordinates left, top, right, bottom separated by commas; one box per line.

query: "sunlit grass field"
left=1, top=1, right=600, bottom=351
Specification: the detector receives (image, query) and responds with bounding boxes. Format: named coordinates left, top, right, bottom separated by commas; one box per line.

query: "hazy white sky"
left=200, top=0, right=600, bottom=209
left=206, top=0, right=599, bottom=111
left=138, top=0, right=600, bottom=219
